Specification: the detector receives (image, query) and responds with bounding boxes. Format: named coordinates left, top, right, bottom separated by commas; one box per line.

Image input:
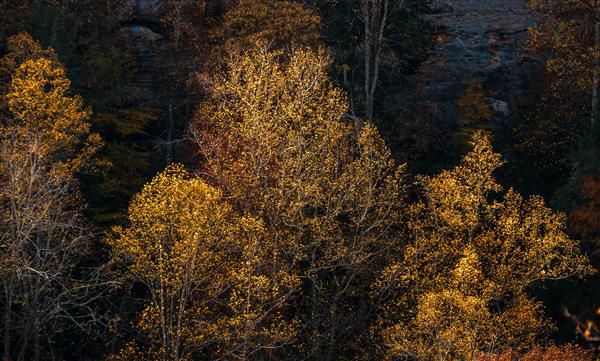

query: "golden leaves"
left=210, top=0, right=322, bottom=61
left=378, top=132, right=592, bottom=360
left=193, top=46, right=407, bottom=357
left=110, top=165, right=299, bottom=360
left=2, top=35, right=102, bottom=176
left=527, top=0, right=600, bottom=94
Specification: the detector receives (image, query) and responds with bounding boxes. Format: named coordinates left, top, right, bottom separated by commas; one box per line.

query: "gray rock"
left=415, top=0, right=536, bottom=121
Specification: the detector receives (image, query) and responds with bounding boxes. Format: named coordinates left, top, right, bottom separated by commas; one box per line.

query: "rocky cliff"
left=417, top=0, right=535, bottom=121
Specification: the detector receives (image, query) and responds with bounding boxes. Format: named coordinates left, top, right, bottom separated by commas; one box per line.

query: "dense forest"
left=0, top=0, right=600, bottom=360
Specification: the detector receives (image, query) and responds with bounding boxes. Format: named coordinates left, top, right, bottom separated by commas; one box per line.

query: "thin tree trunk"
left=361, top=0, right=393, bottom=130
left=3, top=284, right=11, bottom=360
left=159, top=284, right=168, bottom=361
left=309, top=250, right=320, bottom=360
left=592, top=21, right=599, bottom=126
left=165, top=2, right=183, bottom=166
left=369, top=0, right=390, bottom=120
left=166, top=102, right=174, bottom=165
left=361, top=0, right=371, bottom=132
left=324, top=302, right=338, bottom=361
left=17, top=332, right=27, bottom=361
left=33, top=329, right=40, bottom=361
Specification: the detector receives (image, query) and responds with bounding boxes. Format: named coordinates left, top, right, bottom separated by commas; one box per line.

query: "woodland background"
left=0, top=0, right=600, bottom=360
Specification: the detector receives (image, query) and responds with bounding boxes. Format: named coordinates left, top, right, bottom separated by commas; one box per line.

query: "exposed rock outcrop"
left=117, top=0, right=165, bottom=99
left=416, top=0, right=535, bottom=121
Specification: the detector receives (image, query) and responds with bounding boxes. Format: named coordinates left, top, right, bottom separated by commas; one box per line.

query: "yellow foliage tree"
left=109, top=165, right=298, bottom=361
left=5, top=56, right=102, bottom=174
left=527, top=0, right=600, bottom=124
left=0, top=33, right=103, bottom=361
left=193, top=47, right=406, bottom=360
left=375, top=131, right=593, bottom=360
left=0, top=32, right=59, bottom=104
left=208, top=0, right=321, bottom=61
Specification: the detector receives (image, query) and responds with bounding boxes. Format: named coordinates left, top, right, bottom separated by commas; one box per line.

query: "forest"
left=0, top=0, right=600, bottom=360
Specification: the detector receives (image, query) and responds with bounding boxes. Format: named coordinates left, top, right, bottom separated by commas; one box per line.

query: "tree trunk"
left=592, top=21, right=599, bottom=126
left=17, top=333, right=27, bottom=361
left=324, top=302, right=338, bottom=361
left=33, top=331, right=40, bottom=361
left=361, top=0, right=371, bottom=133
left=166, top=102, right=174, bottom=165
left=3, top=285, right=11, bottom=360
left=165, top=2, right=183, bottom=166
left=360, top=0, right=392, bottom=131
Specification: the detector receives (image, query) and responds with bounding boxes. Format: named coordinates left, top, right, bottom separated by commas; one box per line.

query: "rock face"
left=118, top=0, right=165, bottom=99
left=417, top=0, right=535, bottom=121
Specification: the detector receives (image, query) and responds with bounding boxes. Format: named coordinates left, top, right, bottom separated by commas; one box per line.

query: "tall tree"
left=192, top=47, right=406, bottom=360
left=0, top=38, right=103, bottom=361
left=375, top=132, right=592, bottom=360
left=0, top=3, right=163, bottom=226
left=109, top=165, right=297, bottom=361
left=359, top=0, right=405, bottom=125
left=528, top=0, right=600, bottom=126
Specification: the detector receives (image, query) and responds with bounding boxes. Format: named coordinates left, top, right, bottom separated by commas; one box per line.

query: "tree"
left=150, top=0, right=205, bottom=165
left=207, top=0, right=322, bottom=62
left=527, top=0, right=600, bottom=125
left=475, top=344, right=594, bottom=361
left=519, top=1, right=600, bottom=197
left=5, top=57, right=102, bottom=174
left=192, top=47, right=406, bottom=360
left=0, top=4, right=162, bottom=227
left=358, top=0, right=408, bottom=127
left=0, top=32, right=59, bottom=106
left=375, top=132, right=592, bottom=360
left=0, top=37, right=103, bottom=361
left=511, top=71, right=586, bottom=196
left=0, top=128, right=100, bottom=361
left=109, top=165, right=297, bottom=361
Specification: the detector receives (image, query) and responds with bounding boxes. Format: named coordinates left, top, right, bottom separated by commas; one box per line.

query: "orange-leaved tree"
left=374, top=132, right=593, bottom=360
left=192, top=47, right=406, bottom=360
left=109, top=165, right=298, bottom=361
left=206, top=0, right=322, bottom=66
left=0, top=33, right=103, bottom=361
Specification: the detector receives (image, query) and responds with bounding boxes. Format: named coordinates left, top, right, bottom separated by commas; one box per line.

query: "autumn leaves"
left=111, top=49, right=590, bottom=360
left=0, top=32, right=593, bottom=361
left=377, top=132, right=592, bottom=359
left=0, top=33, right=102, bottom=360
left=109, top=165, right=295, bottom=360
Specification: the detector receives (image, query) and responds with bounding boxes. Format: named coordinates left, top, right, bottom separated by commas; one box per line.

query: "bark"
left=324, top=302, right=338, bottom=361
left=33, top=330, right=39, bottom=361
left=3, top=285, right=11, bottom=360
left=360, top=0, right=396, bottom=131
left=166, top=102, right=174, bottom=165
left=164, top=1, right=183, bottom=166
left=592, top=21, right=599, bottom=126
left=362, top=0, right=371, bottom=129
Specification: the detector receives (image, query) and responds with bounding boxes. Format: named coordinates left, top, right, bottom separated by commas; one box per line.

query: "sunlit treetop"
left=376, top=131, right=593, bottom=360
left=208, top=0, right=322, bottom=66
left=1, top=35, right=103, bottom=175
left=5, top=57, right=102, bottom=174
left=109, top=164, right=299, bottom=360
left=0, top=32, right=59, bottom=107
left=0, top=32, right=59, bottom=83
left=194, top=45, right=407, bottom=358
